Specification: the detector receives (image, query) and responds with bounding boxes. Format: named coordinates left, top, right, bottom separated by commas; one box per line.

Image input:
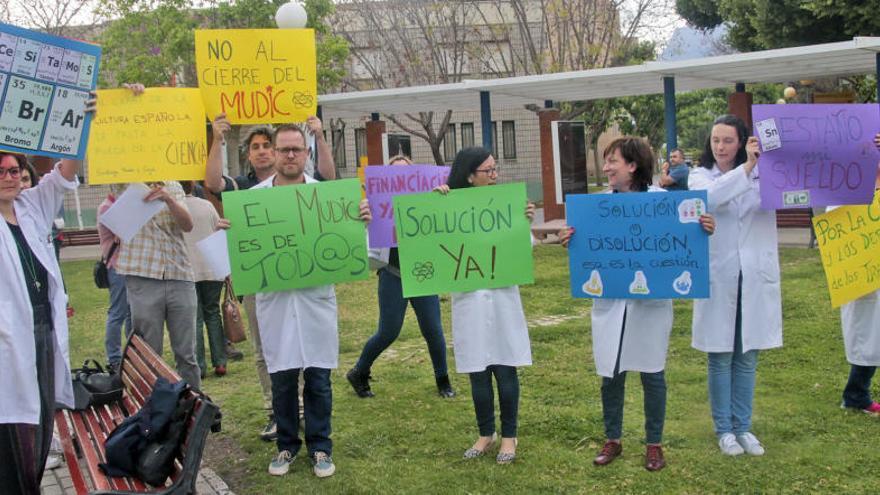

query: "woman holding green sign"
left=434, top=147, right=534, bottom=465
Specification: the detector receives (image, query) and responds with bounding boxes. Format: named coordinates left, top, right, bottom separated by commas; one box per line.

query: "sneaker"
left=345, top=367, right=374, bottom=398
left=736, top=432, right=765, bottom=456
left=312, top=451, right=335, bottom=478
left=45, top=453, right=62, bottom=470
left=718, top=433, right=744, bottom=456
left=260, top=415, right=278, bottom=442
left=435, top=374, right=455, bottom=398
left=842, top=401, right=880, bottom=416
left=226, top=342, right=244, bottom=361
left=214, top=365, right=227, bottom=377
left=268, top=450, right=294, bottom=476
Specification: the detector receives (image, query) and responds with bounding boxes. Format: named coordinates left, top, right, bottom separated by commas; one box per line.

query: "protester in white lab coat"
left=838, top=133, right=880, bottom=416
left=0, top=93, right=95, bottom=495
left=434, top=146, right=534, bottom=465
left=560, top=137, right=715, bottom=471
left=688, top=114, right=782, bottom=457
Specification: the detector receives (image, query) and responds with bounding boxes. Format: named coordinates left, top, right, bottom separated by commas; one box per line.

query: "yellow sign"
left=87, top=88, right=207, bottom=185
left=194, top=29, right=317, bottom=124
left=813, top=191, right=880, bottom=307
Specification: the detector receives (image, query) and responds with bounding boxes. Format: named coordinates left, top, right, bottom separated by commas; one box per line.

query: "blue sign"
left=566, top=190, right=710, bottom=299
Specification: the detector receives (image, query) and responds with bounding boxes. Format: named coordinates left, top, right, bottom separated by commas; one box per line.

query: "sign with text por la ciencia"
left=194, top=29, right=316, bottom=125
left=813, top=192, right=880, bottom=308
left=223, top=178, right=370, bottom=295
left=752, top=103, right=880, bottom=210
left=365, top=164, right=450, bottom=248
left=565, top=190, right=710, bottom=299
left=0, top=22, right=100, bottom=160
left=86, top=88, right=207, bottom=184
left=394, top=182, right=534, bottom=298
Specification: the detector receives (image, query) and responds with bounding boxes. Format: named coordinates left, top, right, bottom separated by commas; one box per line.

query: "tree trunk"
left=591, top=134, right=603, bottom=188
left=429, top=140, right=445, bottom=165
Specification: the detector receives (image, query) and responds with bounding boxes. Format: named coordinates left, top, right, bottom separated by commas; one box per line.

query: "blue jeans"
left=195, top=280, right=226, bottom=370
left=355, top=269, right=449, bottom=377
left=469, top=365, right=519, bottom=438
left=708, top=276, right=759, bottom=436
left=842, top=364, right=876, bottom=409
left=104, top=267, right=132, bottom=366
left=271, top=367, right=332, bottom=456
left=602, top=371, right=667, bottom=444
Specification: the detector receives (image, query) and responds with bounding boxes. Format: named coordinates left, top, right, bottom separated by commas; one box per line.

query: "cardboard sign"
left=813, top=192, right=880, bottom=307
left=0, top=22, right=100, bottom=159
left=223, top=178, right=369, bottom=295
left=752, top=104, right=880, bottom=209
left=87, top=88, right=207, bottom=184
left=394, top=183, right=534, bottom=297
left=565, top=191, right=710, bottom=299
left=365, top=164, right=450, bottom=248
left=194, top=29, right=316, bottom=124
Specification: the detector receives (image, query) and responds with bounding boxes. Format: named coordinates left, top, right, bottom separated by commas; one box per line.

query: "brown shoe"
left=593, top=440, right=622, bottom=466
left=645, top=444, right=666, bottom=471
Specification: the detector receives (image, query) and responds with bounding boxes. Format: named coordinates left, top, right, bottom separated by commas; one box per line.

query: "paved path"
left=40, top=464, right=234, bottom=495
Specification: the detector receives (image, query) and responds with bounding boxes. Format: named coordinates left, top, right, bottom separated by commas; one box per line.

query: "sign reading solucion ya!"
left=394, top=183, right=534, bottom=298
left=0, top=22, right=99, bottom=160
left=566, top=191, right=710, bottom=299
left=87, top=88, right=207, bottom=184
left=813, top=192, right=880, bottom=308
left=364, top=164, right=450, bottom=248
left=752, top=104, right=880, bottom=210
left=223, top=179, right=369, bottom=295
left=195, top=29, right=316, bottom=124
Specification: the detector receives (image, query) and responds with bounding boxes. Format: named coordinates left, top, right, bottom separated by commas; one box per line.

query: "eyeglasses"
left=0, top=167, right=21, bottom=179
left=474, top=167, right=498, bottom=175
left=275, top=146, right=307, bottom=156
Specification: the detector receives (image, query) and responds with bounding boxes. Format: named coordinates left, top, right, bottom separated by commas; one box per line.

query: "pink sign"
left=365, top=165, right=450, bottom=248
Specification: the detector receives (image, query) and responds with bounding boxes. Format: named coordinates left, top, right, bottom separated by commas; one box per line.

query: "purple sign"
left=365, top=165, right=450, bottom=248
left=752, top=104, right=880, bottom=209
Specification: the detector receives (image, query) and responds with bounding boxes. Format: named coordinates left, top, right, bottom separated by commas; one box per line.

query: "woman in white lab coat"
left=560, top=137, right=715, bottom=472
left=688, top=114, right=782, bottom=457
left=435, top=147, right=534, bottom=465
left=0, top=149, right=88, bottom=493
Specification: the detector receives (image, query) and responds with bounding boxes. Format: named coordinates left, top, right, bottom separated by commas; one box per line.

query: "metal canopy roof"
left=319, top=37, right=880, bottom=117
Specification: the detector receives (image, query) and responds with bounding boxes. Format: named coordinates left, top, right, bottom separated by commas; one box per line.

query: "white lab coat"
left=590, top=186, right=673, bottom=377
left=689, top=165, right=782, bottom=353
left=0, top=165, right=77, bottom=424
left=451, top=286, right=532, bottom=373
left=251, top=174, right=340, bottom=373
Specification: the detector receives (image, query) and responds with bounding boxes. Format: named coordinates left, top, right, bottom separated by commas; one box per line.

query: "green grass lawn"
left=62, top=246, right=879, bottom=493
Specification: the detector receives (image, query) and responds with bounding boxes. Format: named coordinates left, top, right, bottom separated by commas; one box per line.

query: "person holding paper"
left=347, top=155, right=455, bottom=399
left=0, top=94, right=96, bottom=494
left=559, top=137, right=715, bottom=471
left=434, top=147, right=534, bottom=465
left=688, top=114, right=782, bottom=456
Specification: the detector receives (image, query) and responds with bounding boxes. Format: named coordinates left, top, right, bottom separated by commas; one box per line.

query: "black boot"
left=436, top=374, right=455, bottom=398
left=346, top=367, right=374, bottom=398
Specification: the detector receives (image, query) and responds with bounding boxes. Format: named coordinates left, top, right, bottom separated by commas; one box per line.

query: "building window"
left=443, top=123, right=457, bottom=163
left=332, top=128, right=346, bottom=168
left=502, top=120, right=517, bottom=160
left=355, top=128, right=366, bottom=166
left=387, top=133, right=411, bottom=159
left=461, top=122, right=474, bottom=148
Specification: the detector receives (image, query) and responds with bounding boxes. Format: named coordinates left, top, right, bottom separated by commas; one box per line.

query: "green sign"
left=224, top=179, right=370, bottom=295
left=394, top=182, right=534, bottom=297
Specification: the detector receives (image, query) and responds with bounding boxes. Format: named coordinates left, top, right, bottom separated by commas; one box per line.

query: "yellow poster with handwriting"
left=87, top=88, right=207, bottom=184
left=194, top=29, right=316, bottom=124
left=813, top=191, right=880, bottom=307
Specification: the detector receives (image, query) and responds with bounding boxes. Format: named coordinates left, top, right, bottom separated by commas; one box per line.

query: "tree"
left=1, top=0, right=94, bottom=37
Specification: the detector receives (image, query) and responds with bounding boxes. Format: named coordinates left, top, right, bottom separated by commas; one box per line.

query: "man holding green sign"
left=221, top=124, right=372, bottom=479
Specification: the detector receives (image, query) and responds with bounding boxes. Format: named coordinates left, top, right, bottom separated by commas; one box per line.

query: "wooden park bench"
left=61, top=228, right=100, bottom=247
left=776, top=208, right=816, bottom=248
left=56, top=334, right=220, bottom=494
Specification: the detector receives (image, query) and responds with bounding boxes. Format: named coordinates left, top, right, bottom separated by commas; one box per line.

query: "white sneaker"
left=736, top=432, right=765, bottom=456
left=268, top=450, right=294, bottom=476
left=45, top=453, right=62, bottom=470
left=312, top=451, right=335, bottom=478
left=718, top=433, right=744, bottom=456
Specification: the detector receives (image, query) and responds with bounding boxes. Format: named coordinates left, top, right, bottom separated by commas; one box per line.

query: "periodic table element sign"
left=0, top=22, right=100, bottom=160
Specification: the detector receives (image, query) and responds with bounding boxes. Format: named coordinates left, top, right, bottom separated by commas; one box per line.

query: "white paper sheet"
left=98, top=183, right=166, bottom=242
left=196, top=229, right=231, bottom=279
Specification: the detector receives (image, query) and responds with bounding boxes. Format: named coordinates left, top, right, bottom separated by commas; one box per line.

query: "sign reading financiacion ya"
left=223, top=179, right=369, bottom=295
left=394, top=183, right=533, bottom=298
left=813, top=192, right=880, bottom=308
left=365, top=165, right=450, bottom=248
left=566, top=191, right=710, bottom=299
left=195, top=29, right=316, bottom=124
left=0, top=22, right=100, bottom=160
left=752, top=104, right=880, bottom=209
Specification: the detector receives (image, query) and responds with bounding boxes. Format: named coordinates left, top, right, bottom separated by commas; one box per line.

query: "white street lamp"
left=275, top=1, right=308, bottom=29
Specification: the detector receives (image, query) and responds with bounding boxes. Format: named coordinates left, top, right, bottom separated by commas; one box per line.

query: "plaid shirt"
left=115, top=181, right=194, bottom=282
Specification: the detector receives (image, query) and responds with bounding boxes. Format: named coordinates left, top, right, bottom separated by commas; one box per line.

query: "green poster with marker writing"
left=394, top=182, right=534, bottom=297
left=224, top=178, right=370, bottom=295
